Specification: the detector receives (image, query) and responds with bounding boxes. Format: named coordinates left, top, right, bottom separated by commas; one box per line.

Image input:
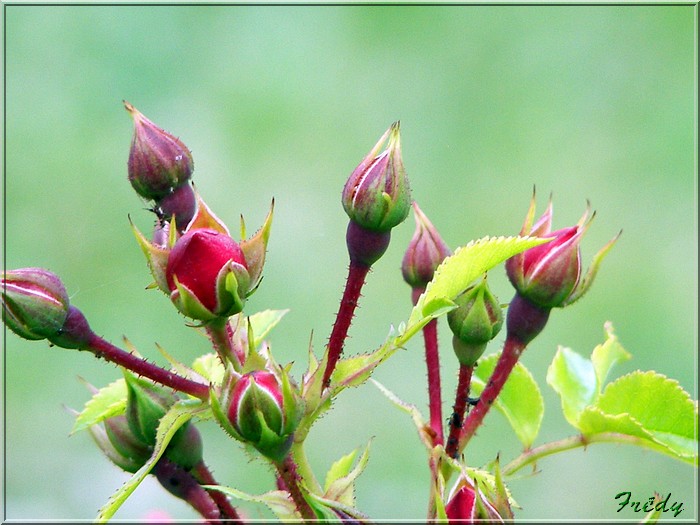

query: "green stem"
left=291, top=441, right=323, bottom=495
left=502, top=432, right=668, bottom=478
left=206, top=318, right=242, bottom=371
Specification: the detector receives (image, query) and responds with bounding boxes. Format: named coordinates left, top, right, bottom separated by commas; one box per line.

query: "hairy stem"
left=322, top=261, right=371, bottom=387
left=501, top=432, right=665, bottom=477
left=206, top=318, right=242, bottom=371
left=457, top=336, right=526, bottom=452
left=85, top=333, right=210, bottom=399
left=153, top=457, right=221, bottom=523
left=192, top=461, right=243, bottom=521
left=275, top=455, right=317, bottom=522
left=445, top=363, right=473, bottom=458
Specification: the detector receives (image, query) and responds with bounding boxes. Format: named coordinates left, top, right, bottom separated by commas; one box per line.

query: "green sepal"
left=86, top=419, right=145, bottom=474
left=129, top=217, right=170, bottom=293
left=218, top=261, right=250, bottom=316
left=171, top=275, right=218, bottom=321
left=240, top=199, right=274, bottom=291
left=123, top=370, right=175, bottom=445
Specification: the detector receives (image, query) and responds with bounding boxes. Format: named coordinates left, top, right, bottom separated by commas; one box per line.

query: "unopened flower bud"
left=505, top=193, right=619, bottom=310
left=103, top=414, right=152, bottom=472
left=447, top=278, right=503, bottom=367
left=401, top=202, right=451, bottom=289
left=47, top=305, right=94, bottom=349
left=342, top=122, right=411, bottom=233
left=155, top=182, right=197, bottom=232
left=125, top=101, right=194, bottom=200
left=1, top=267, right=69, bottom=341
left=166, top=228, right=251, bottom=321
left=226, top=371, right=299, bottom=461
left=445, top=477, right=503, bottom=523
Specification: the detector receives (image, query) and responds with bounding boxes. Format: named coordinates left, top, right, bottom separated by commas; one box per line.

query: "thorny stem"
left=275, top=455, right=317, bottom=522
left=445, top=363, right=474, bottom=459
left=153, top=457, right=222, bottom=523
left=322, top=261, right=371, bottom=387
left=412, top=286, right=444, bottom=447
left=192, top=461, right=243, bottom=521
left=206, top=318, right=242, bottom=371
left=457, top=336, right=527, bottom=452
left=85, top=333, right=210, bottom=399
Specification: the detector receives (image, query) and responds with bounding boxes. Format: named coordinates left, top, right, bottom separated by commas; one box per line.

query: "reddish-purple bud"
left=166, top=228, right=250, bottom=321
left=125, top=101, right=194, bottom=200
left=341, top=122, right=411, bottom=233
left=155, top=182, right=197, bottom=232
left=1, top=267, right=69, bottom=341
left=505, top=193, right=619, bottom=309
left=444, top=478, right=503, bottom=523
left=401, top=202, right=451, bottom=288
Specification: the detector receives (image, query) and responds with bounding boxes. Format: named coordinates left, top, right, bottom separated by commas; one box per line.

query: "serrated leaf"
left=192, top=352, right=226, bottom=386
left=578, top=371, right=698, bottom=463
left=323, top=441, right=371, bottom=507
left=324, top=449, right=358, bottom=493
left=71, top=378, right=127, bottom=434
left=546, top=346, right=597, bottom=427
left=590, top=322, right=631, bottom=395
left=248, top=309, right=289, bottom=348
left=405, top=235, right=549, bottom=335
left=471, top=353, right=544, bottom=448
left=330, top=337, right=398, bottom=392
left=202, top=485, right=298, bottom=521
left=96, top=399, right=206, bottom=522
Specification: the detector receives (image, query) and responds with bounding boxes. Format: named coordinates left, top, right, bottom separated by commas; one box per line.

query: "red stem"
left=275, top=455, right=317, bottom=521
left=445, top=364, right=473, bottom=458
left=192, top=461, right=243, bottom=521
left=457, top=336, right=526, bottom=452
left=322, top=261, right=371, bottom=387
left=85, top=333, right=210, bottom=399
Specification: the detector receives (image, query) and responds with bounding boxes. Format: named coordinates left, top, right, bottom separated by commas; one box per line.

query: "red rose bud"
left=401, top=201, right=451, bottom=289
left=1, top=267, right=69, bottom=341
left=505, top=193, right=620, bottom=309
left=226, top=371, right=298, bottom=460
left=447, top=278, right=503, bottom=366
left=341, top=122, right=411, bottom=233
left=445, top=477, right=503, bottom=523
left=166, top=228, right=251, bottom=321
left=125, top=101, right=194, bottom=200
left=154, top=182, right=197, bottom=233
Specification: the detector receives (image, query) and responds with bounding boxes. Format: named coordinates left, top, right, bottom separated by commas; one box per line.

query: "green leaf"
left=96, top=398, right=206, bottom=522
left=201, top=485, right=298, bottom=521
left=248, top=309, right=289, bottom=348
left=404, top=235, right=549, bottom=337
left=590, top=321, right=631, bottom=395
left=471, top=353, right=544, bottom=448
left=578, top=371, right=698, bottom=464
left=546, top=346, right=598, bottom=427
left=323, top=441, right=371, bottom=507
left=192, top=352, right=226, bottom=386
left=71, top=378, right=127, bottom=435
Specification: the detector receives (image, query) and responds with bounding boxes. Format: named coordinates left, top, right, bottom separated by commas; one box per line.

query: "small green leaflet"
left=323, top=441, right=371, bottom=507
left=248, top=309, right=289, bottom=349
left=201, top=485, right=298, bottom=521
left=547, top=323, right=697, bottom=465
left=96, top=399, right=207, bottom=522
left=403, top=235, right=549, bottom=342
left=71, top=378, right=127, bottom=435
left=471, top=353, right=544, bottom=448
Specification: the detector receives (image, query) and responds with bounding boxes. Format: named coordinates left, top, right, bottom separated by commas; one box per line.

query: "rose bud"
left=226, top=370, right=300, bottom=461
left=444, top=477, right=503, bottom=523
left=165, top=228, right=251, bottom=321
left=401, top=201, right=451, bottom=290
left=125, top=101, right=194, bottom=200
left=447, top=277, right=503, bottom=367
left=341, top=121, right=411, bottom=231
left=505, top=193, right=620, bottom=310
left=154, top=182, right=197, bottom=233
left=1, top=267, right=69, bottom=341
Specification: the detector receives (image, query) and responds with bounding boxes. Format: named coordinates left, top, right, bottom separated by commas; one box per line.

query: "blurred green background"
left=3, top=4, right=696, bottom=521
